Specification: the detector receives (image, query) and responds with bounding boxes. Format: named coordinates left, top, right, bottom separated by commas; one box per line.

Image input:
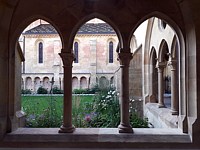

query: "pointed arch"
left=158, top=39, right=169, bottom=62
left=11, top=15, right=64, bottom=55
left=149, top=47, right=158, bottom=103
left=68, top=13, right=122, bottom=51
left=171, top=35, right=179, bottom=59
left=128, top=12, right=185, bottom=63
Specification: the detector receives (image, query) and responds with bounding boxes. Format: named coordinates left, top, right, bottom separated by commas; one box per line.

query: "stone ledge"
left=145, top=103, right=178, bottom=128
left=0, top=128, right=191, bottom=148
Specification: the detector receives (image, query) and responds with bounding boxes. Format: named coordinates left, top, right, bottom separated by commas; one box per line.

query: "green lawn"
left=21, top=93, right=148, bottom=128
left=22, top=95, right=94, bottom=128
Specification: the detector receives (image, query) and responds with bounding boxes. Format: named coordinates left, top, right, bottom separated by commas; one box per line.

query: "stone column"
left=78, top=78, right=81, bottom=89
left=87, top=77, right=90, bottom=88
left=23, top=78, right=25, bottom=90
left=156, top=62, right=166, bottom=108
left=168, top=59, right=178, bottom=115
left=117, top=52, right=133, bottom=133
left=59, top=52, right=75, bottom=133
left=32, top=80, right=35, bottom=93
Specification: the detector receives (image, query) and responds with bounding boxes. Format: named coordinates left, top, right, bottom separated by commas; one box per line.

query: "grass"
left=22, top=95, right=93, bottom=112
left=22, top=95, right=94, bottom=127
left=22, top=94, right=148, bottom=128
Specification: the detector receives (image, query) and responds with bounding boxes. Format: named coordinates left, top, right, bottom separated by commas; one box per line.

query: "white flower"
left=112, top=91, right=116, bottom=95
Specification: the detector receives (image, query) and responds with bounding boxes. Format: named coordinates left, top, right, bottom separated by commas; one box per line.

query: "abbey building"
left=21, top=19, right=120, bottom=93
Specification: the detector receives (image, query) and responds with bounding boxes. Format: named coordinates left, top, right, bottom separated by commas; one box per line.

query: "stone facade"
left=21, top=20, right=120, bottom=93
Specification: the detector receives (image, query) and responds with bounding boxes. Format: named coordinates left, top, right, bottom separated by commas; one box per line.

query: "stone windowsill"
left=0, top=128, right=191, bottom=148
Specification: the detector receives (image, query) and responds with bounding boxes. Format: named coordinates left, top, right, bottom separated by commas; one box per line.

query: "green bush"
left=37, top=87, right=48, bottom=94
left=52, top=87, right=63, bottom=94
left=72, top=85, right=101, bottom=94
left=21, top=89, right=32, bottom=94
left=90, top=88, right=120, bottom=127
left=73, top=89, right=86, bottom=94
left=86, top=87, right=148, bottom=128
left=130, top=113, right=148, bottom=128
left=88, top=84, right=101, bottom=94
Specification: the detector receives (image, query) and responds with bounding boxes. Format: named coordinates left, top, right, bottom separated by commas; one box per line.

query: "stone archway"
left=80, top=76, right=87, bottom=89
left=149, top=47, right=158, bottom=103
left=34, top=77, right=41, bottom=92
left=25, top=77, right=32, bottom=91
left=72, top=77, right=79, bottom=89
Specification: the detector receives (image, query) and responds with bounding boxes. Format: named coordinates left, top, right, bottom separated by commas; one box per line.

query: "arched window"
left=109, top=41, right=113, bottom=63
left=74, top=42, right=78, bottom=63
left=38, top=42, right=43, bottom=63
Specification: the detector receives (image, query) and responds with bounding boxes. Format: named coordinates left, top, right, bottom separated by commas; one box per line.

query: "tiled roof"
left=78, top=23, right=116, bottom=34
left=24, top=23, right=116, bottom=35
left=24, top=24, right=57, bottom=35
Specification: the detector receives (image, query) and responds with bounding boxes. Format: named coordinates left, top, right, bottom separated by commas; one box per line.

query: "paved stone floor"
left=164, top=94, right=171, bottom=108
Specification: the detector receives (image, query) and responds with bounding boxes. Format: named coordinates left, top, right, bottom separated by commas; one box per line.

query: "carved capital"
left=168, top=59, right=177, bottom=71
left=156, top=61, right=166, bottom=72
left=117, top=52, right=133, bottom=66
left=59, top=52, right=75, bottom=67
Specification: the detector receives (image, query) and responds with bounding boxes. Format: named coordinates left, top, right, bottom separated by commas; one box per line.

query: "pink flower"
left=84, top=114, right=91, bottom=122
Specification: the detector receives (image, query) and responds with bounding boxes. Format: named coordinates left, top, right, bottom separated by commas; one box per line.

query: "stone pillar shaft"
left=23, top=79, right=25, bottom=90
left=169, top=59, right=178, bottom=115
left=157, top=62, right=166, bottom=108
left=78, top=78, right=81, bottom=89
left=117, top=52, right=133, bottom=133
left=59, top=52, right=75, bottom=133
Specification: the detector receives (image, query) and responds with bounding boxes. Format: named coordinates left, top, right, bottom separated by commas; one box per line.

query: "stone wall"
left=22, top=28, right=120, bottom=92
left=15, top=44, right=26, bottom=129
left=129, top=45, right=142, bottom=99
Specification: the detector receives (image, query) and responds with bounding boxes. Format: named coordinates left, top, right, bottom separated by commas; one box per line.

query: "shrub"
left=21, top=89, right=32, bottom=94
left=37, top=87, right=48, bottom=94
left=72, top=85, right=101, bottom=94
left=88, top=84, right=101, bottom=94
left=73, top=89, right=86, bottom=94
left=89, top=88, right=120, bottom=127
left=130, top=113, right=148, bottom=128
left=52, top=87, right=63, bottom=94
left=87, top=87, right=148, bottom=128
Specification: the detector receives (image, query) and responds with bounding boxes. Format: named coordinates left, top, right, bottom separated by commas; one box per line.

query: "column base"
left=171, top=110, right=178, bottom=115
left=118, top=123, right=133, bottom=133
left=158, top=103, right=166, bottom=108
left=59, top=124, right=75, bottom=133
